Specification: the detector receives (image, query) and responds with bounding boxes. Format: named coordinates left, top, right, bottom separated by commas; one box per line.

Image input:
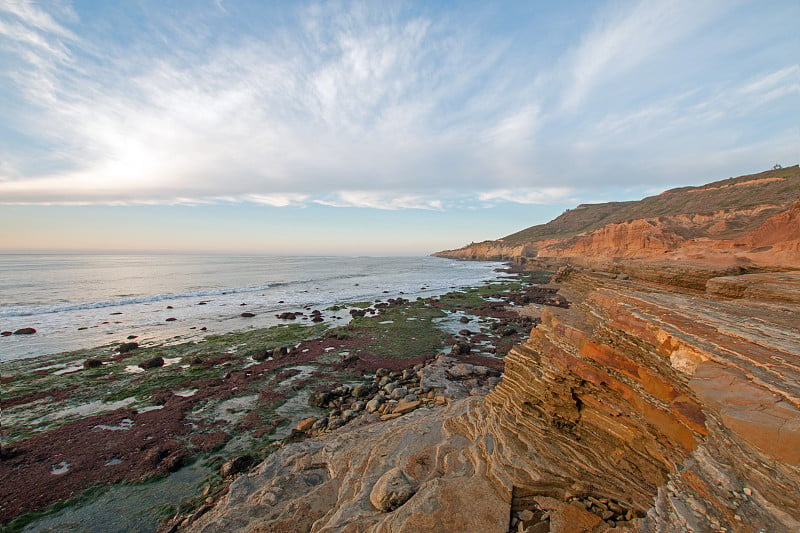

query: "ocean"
left=0, top=254, right=506, bottom=362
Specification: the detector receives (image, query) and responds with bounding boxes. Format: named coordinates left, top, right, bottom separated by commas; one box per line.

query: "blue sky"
left=0, top=0, right=797, bottom=254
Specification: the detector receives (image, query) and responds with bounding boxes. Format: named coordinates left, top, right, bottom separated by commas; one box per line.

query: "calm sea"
left=0, top=254, right=506, bottom=361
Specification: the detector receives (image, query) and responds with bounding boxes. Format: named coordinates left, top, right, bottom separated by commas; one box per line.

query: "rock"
left=295, top=417, right=316, bottom=433
left=366, top=398, right=384, bottom=413
left=126, top=335, right=138, bottom=340
left=83, top=359, right=103, bottom=369
left=535, top=496, right=603, bottom=533
left=369, top=467, right=416, bottom=512
left=241, top=312, right=255, bottom=318
left=219, top=455, right=255, bottom=478
left=165, top=318, right=177, bottom=322
left=450, top=342, right=471, bottom=355
left=118, top=341, right=139, bottom=354
left=308, top=391, right=332, bottom=408
left=1, top=331, right=12, bottom=336
left=393, top=400, right=421, bottom=415
left=458, top=329, right=473, bottom=336
left=519, top=509, right=534, bottom=522
left=389, top=387, right=408, bottom=400
left=252, top=349, right=270, bottom=361
left=459, top=316, right=471, bottom=323
left=351, top=385, right=371, bottom=398
left=448, top=363, right=475, bottom=380
left=272, top=346, right=289, bottom=358
left=139, top=356, right=164, bottom=369
left=13, top=328, right=36, bottom=335
left=276, top=312, right=297, bottom=320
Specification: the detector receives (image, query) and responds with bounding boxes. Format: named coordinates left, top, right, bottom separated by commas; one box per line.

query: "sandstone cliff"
left=434, top=166, right=800, bottom=274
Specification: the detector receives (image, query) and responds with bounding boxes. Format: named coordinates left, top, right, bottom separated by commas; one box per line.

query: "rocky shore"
left=185, top=264, right=800, bottom=533
left=0, top=270, right=549, bottom=531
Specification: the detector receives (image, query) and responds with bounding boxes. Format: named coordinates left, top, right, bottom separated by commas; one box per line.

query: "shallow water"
left=1, top=255, right=507, bottom=361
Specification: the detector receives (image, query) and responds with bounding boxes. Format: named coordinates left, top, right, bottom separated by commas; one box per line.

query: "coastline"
left=0, top=267, right=554, bottom=531
left=0, top=255, right=506, bottom=363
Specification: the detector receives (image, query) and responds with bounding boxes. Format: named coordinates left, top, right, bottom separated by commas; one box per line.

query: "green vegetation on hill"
left=501, top=165, right=800, bottom=244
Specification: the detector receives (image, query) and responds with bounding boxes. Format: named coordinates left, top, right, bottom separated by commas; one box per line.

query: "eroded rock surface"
left=187, top=265, right=799, bottom=532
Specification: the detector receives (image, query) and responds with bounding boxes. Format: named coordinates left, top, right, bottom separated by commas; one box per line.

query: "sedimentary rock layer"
left=188, top=267, right=800, bottom=532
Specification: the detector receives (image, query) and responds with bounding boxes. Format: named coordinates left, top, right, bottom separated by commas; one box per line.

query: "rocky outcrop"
left=186, top=267, right=799, bottom=532
left=433, top=240, right=531, bottom=262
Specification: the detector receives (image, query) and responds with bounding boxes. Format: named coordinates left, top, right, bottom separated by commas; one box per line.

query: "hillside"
left=435, top=165, right=800, bottom=274
left=504, top=165, right=799, bottom=243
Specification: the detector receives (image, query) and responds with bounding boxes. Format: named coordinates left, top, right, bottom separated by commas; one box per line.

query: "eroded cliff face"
left=186, top=268, right=800, bottom=532
left=433, top=241, right=530, bottom=261
left=481, top=268, right=800, bottom=531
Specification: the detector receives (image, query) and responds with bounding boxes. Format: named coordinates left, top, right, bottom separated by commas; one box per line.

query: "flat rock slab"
left=190, top=399, right=510, bottom=533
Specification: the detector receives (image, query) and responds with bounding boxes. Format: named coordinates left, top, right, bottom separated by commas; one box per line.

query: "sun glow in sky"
left=1, top=0, right=797, bottom=254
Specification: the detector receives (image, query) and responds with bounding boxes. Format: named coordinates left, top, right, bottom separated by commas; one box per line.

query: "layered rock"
left=186, top=266, right=799, bottom=532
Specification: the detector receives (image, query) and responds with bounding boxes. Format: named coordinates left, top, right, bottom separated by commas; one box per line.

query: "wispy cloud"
left=244, top=194, right=310, bottom=207
left=478, top=187, right=575, bottom=206
left=314, top=191, right=443, bottom=210
left=0, top=0, right=796, bottom=208
left=559, top=0, right=727, bottom=112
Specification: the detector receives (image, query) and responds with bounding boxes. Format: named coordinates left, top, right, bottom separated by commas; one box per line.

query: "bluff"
left=434, top=165, right=800, bottom=277
left=186, top=168, right=800, bottom=532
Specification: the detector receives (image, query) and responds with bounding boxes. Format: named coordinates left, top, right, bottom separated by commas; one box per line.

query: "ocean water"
left=0, top=254, right=506, bottom=362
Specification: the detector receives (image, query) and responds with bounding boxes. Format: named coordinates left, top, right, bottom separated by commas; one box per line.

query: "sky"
left=0, top=0, right=798, bottom=255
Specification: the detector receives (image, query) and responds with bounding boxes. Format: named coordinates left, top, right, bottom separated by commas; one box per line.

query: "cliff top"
left=501, top=165, right=799, bottom=244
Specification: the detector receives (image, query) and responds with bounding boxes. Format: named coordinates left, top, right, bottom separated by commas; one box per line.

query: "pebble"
left=518, top=509, right=534, bottom=522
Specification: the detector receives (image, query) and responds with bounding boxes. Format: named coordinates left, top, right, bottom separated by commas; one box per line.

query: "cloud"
left=559, top=0, right=726, bottom=111
left=478, top=187, right=575, bottom=205
left=244, top=194, right=310, bottom=207
left=0, top=1, right=796, bottom=207
left=314, top=191, right=444, bottom=210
